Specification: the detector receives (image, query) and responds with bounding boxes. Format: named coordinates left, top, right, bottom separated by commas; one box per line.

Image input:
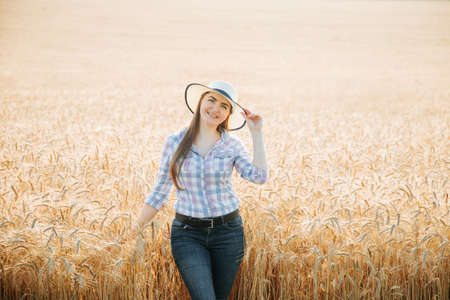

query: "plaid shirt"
left=145, top=127, right=268, bottom=218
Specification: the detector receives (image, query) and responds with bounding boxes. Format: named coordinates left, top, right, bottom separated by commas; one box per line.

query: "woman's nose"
left=210, top=103, right=222, bottom=111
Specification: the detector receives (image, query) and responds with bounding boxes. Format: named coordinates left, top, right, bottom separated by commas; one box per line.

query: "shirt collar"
left=186, top=127, right=229, bottom=156
left=181, top=126, right=229, bottom=142
left=219, top=127, right=229, bottom=141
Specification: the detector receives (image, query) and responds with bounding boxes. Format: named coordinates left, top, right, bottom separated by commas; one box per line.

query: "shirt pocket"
left=209, top=150, right=235, bottom=180
left=214, top=150, right=235, bottom=160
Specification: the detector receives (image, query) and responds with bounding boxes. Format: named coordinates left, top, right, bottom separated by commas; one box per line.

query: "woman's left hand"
left=241, top=109, right=263, bottom=132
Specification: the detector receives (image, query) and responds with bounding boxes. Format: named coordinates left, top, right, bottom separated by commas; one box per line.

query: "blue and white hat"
left=185, top=80, right=246, bottom=131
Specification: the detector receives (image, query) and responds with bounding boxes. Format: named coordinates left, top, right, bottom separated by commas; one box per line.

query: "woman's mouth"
left=207, top=112, right=219, bottom=119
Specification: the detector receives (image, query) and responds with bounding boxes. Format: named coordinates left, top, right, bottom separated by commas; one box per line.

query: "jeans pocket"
left=172, top=218, right=189, bottom=231
left=224, top=216, right=243, bottom=229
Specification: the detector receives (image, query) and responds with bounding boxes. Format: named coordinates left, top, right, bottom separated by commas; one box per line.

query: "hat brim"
left=184, top=83, right=246, bottom=131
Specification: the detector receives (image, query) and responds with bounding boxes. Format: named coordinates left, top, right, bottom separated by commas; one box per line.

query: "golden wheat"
left=2, top=86, right=447, bottom=299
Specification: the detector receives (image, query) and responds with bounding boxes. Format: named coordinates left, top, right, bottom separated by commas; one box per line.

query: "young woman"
left=133, top=80, right=268, bottom=300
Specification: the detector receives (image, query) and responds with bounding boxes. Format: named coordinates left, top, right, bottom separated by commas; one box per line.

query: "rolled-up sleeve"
left=233, top=139, right=268, bottom=184
left=144, top=136, right=175, bottom=210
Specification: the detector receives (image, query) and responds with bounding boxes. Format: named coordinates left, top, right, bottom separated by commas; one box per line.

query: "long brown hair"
left=169, top=91, right=233, bottom=190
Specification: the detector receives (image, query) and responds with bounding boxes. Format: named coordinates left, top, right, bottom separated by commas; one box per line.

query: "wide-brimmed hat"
left=184, top=80, right=246, bottom=131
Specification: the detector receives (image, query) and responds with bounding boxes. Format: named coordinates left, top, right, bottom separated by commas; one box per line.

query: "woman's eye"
left=208, top=98, right=214, bottom=102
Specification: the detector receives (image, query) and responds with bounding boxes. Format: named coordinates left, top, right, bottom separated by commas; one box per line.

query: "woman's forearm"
left=251, top=130, right=267, bottom=170
left=136, top=204, right=159, bottom=228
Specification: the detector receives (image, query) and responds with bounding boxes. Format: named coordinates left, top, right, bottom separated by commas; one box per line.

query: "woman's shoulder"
left=168, top=126, right=188, bottom=143
left=219, top=130, right=247, bottom=155
left=223, top=131, right=243, bottom=146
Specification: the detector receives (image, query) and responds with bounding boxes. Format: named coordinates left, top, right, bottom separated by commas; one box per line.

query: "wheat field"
left=1, top=0, right=449, bottom=299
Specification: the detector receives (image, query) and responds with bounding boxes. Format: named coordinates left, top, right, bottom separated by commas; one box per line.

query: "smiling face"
left=199, top=91, right=232, bottom=128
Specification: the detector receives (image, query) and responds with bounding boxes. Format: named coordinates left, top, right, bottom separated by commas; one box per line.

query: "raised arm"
left=234, top=110, right=268, bottom=184
left=250, top=130, right=267, bottom=170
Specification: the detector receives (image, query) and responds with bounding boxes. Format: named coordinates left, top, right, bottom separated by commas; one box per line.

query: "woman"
left=133, top=80, right=268, bottom=300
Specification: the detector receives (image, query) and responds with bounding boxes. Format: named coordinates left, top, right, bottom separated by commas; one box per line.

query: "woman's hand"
left=126, top=223, right=146, bottom=263
left=241, top=109, right=263, bottom=132
left=130, top=223, right=144, bottom=240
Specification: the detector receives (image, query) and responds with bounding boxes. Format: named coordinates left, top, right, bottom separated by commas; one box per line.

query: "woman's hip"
left=170, top=216, right=245, bottom=253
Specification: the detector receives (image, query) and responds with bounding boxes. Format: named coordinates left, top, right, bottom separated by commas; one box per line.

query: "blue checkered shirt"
left=144, top=127, right=268, bottom=218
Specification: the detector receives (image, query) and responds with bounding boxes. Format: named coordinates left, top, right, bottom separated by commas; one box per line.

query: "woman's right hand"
left=127, top=204, right=158, bottom=261
left=127, top=223, right=146, bottom=262
left=130, top=222, right=144, bottom=240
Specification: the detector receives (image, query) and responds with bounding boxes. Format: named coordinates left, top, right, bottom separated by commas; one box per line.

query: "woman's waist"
left=174, top=200, right=240, bottom=219
left=174, top=209, right=240, bottom=228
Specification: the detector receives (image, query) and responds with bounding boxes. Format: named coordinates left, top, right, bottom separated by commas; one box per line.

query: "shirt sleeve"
left=233, top=138, right=268, bottom=184
left=144, top=135, right=176, bottom=210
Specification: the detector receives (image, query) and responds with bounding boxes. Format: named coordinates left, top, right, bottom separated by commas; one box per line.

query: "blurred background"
left=1, top=0, right=449, bottom=101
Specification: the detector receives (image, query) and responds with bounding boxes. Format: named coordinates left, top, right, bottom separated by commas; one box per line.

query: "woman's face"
left=199, top=92, right=232, bottom=127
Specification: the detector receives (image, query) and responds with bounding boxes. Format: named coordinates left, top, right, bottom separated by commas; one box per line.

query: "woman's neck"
left=197, top=121, right=221, bottom=143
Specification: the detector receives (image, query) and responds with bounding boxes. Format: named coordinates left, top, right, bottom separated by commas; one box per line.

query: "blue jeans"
left=170, top=215, right=246, bottom=300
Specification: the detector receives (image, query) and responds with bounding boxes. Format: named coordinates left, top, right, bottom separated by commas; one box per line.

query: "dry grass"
left=0, top=0, right=449, bottom=299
